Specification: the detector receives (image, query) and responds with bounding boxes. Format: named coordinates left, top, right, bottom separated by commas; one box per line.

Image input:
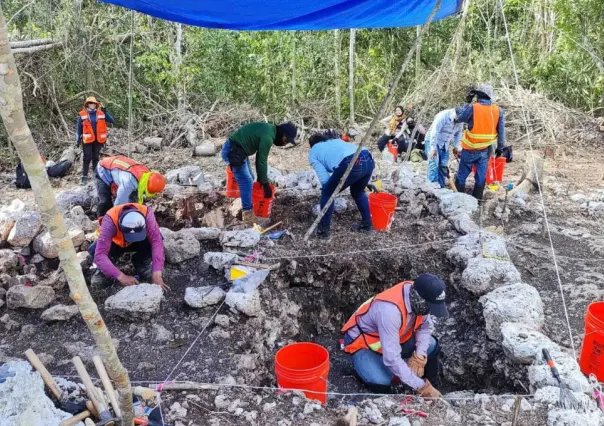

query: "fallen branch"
left=9, top=38, right=55, bottom=49
left=13, top=42, right=62, bottom=55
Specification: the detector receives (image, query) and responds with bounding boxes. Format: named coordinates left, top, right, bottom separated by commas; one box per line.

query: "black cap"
left=413, top=274, right=449, bottom=317
left=277, top=122, right=298, bottom=145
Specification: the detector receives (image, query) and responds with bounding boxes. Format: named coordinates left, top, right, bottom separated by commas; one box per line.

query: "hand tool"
left=542, top=348, right=583, bottom=410
left=92, top=355, right=122, bottom=418
left=72, top=356, right=119, bottom=426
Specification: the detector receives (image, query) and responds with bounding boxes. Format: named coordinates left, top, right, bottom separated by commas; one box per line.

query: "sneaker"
left=351, top=223, right=375, bottom=234
left=242, top=210, right=270, bottom=227
left=90, top=269, right=113, bottom=290
left=81, top=176, right=88, bottom=186
left=314, top=226, right=331, bottom=239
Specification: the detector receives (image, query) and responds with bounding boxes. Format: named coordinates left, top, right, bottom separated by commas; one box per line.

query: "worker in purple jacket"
left=341, top=274, right=448, bottom=397
left=89, top=203, right=167, bottom=291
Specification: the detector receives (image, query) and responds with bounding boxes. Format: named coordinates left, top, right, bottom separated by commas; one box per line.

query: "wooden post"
left=415, top=26, right=421, bottom=80
left=127, top=10, right=134, bottom=157
left=334, top=29, right=341, bottom=123
left=175, top=23, right=184, bottom=112
left=304, top=0, right=444, bottom=241
left=291, top=31, right=297, bottom=108
left=0, top=7, right=134, bottom=425
left=348, top=28, right=356, bottom=126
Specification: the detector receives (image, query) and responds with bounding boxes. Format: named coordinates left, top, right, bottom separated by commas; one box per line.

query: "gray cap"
left=474, top=84, right=496, bottom=101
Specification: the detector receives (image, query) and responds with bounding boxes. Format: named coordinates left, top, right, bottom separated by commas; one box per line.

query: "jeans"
left=425, top=140, right=450, bottom=188
left=319, top=151, right=375, bottom=231
left=455, top=148, right=489, bottom=189
left=221, top=140, right=255, bottom=211
left=88, top=239, right=153, bottom=289
left=95, top=173, right=138, bottom=219
left=82, top=142, right=103, bottom=177
left=347, top=334, right=440, bottom=390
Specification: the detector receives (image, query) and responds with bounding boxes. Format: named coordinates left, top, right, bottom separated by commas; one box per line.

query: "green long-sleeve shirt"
left=229, top=122, right=276, bottom=184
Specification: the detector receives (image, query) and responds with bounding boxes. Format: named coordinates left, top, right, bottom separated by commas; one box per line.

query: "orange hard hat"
left=147, top=172, right=166, bottom=194
left=342, top=133, right=350, bottom=142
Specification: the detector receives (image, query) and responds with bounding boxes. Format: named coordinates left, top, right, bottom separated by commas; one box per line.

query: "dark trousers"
left=95, top=174, right=113, bottom=219
left=82, top=142, right=103, bottom=178
left=89, top=239, right=153, bottom=288
left=319, top=151, right=375, bottom=231
left=377, top=134, right=392, bottom=152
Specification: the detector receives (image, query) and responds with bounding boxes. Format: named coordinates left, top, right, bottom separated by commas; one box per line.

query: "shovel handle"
left=92, top=356, right=122, bottom=418
left=24, top=349, right=62, bottom=400
left=542, top=348, right=561, bottom=381
left=59, top=411, right=91, bottom=426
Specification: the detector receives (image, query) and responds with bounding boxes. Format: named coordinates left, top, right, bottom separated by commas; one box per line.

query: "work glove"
left=495, top=148, right=503, bottom=158
left=262, top=182, right=273, bottom=199
left=406, top=352, right=428, bottom=377
left=417, top=379, right=441, bottom=399
left=366, top=183, right=380, bottom=193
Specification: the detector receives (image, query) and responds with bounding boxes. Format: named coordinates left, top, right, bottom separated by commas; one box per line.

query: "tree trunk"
left=0, top=7, right=135, bottom=425
left=348, top=28, right=356, bottom=126
left=415, top=26, right=421, bottom=80
left=334, top=29, right=341, bottom=123
left=127, top=10, right=135, bottom=156
left=174, top=23, right=185, bottom=111
left=291, top=31, right=297, bottom=109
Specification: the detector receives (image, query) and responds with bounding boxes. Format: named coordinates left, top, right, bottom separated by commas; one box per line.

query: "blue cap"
left=413, top=274, right=449, bottom=317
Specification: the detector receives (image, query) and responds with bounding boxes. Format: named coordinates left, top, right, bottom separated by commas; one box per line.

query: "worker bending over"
left=221, top=122, right=297, bottom=225
left=455, top=84, right=505, bottom=200
left=90, top=203, right=168, bottom=291
left=76, top=96, right=115, bottom=185
left=95, top=155, right=166, bottom=218
left=308, top=130, right=375, bottom=238
left=341, top=274, right=448, bottom=397
left=425, top=108, right=464, bottom=188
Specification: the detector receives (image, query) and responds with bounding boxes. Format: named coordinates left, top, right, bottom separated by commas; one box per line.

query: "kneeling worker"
left=221, top=121, right=297, bottom=225
left=90, top=203, right=168, bottom=291
left=341, top=274, right=448, bottom=397
left=96, top=155, right=166, bottom=218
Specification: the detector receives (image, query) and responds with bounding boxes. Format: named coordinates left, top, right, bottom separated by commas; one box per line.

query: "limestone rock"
left=184, top=286, right=226, bottom=308
left=202, top=208, right=225, bottom=229
left=547, top=408, right=600, bottom=426
left=220, top=229, right=261, bottom=248
left=448, top=213, right=479, bottom=235
left=41, top=304, right=79, bottom=322
left=438, top=192, right=478, bottom=217
left=39, top=269, right=67, bottom=290
left=7, top=274, right=38, bottom=288
left=480, top=283, right=544, bottom=340
left=229, top=199, right=243, bottom=217
left=0, top=249, right=18, bottom=273
left=162, top=184, right=190, bottom=199
left=0, top=361, right=73, bottom=425
left=460, top=258, right=521, bottom=296
left=56, top=185, right=95, bottom=213
left=68, top=206, right=97, bottom=233
left=0, top=199, right=25, bottom=241
left=204, top=252, right=238, bottom=270
left=388, top=417, right=411, bottom=426
left=33, top=226, right=85, bottom=259
left=161, top=228, right=201, bottom=264
left=225, top=289, right=261, bottom=316
left=528, top=348, right=589, bottom=392
left=7, top=211, right=42, bottom=247
left=500, top=323, right=558, bottom=364
left=188, top=227, right=222, bottom=241
left=152, top=324, right=174, bottom=342
left=569, top=194, right=587, bottom=204
left=77, top=252, right=91, bottom=268
left=6, top=285, right=55, bottom=310
left=446, top=232, right=509, bottom=269
left=165, top=166, right=203, bottom=185
left=104, top=284, right=163, bottom=320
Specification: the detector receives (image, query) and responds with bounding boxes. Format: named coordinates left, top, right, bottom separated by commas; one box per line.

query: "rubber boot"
left=81, top=176, right=88, bottom=186
left=424, top=337, right=442, bottom=389
left=365, top=382, right=395, bottom=394
left=242, top=210, right=270, bottom=227
left=472, top=183, right=486, bottom=202
left=351, top=222, right=375, bottom=234
left=90, top=269, right=113, bottom=290
left=314, top=224, right=331, bottom=239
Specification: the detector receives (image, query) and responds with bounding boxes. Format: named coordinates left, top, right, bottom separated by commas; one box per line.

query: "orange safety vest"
left=461, top=103, right=500, bottom=151
left=100, top=203, right=148, bottom=247
left=99, top=156, right=150, bottom=182
left=341, top=281, right=424, bottom=354
left=79, top=109, right=108, bottom=144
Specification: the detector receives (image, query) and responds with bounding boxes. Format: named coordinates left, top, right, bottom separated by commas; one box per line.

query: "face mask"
left=410, top=287, right=430, bottom=316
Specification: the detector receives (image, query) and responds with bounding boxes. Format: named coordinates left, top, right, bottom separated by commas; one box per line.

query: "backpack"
left=15, top=160, right=72, bottom=189
left=15, top=162, right=31, bottom=189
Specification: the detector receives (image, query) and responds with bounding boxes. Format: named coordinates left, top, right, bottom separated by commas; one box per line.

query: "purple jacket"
left=346, top=284, right=434, bottom=390
left=94, top=206, right=164, bottom=279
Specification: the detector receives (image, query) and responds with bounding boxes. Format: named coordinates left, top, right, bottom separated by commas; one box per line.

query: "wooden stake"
left=59, top=411, right=91, bottom=426
left=93, top=355, right=122, bottom=418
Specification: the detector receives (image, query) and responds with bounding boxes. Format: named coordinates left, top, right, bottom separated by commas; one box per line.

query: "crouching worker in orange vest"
left=341, top=274, right=448, bottom=397
left=88, top=203, right=168, bottom=292
left=95, top=156, right=166, bottom=219
left=76, top=96, right=115, bottom=185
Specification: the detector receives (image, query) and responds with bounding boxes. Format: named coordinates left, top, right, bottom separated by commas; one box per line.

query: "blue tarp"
left=100, top=0, right=461, bottom=30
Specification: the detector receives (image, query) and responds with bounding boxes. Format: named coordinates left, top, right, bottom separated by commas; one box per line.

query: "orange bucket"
left=472, top=157, right=507, bottom=185
left=386, top=142, right=398, bottom=161
left=368, top=192, right=397, bottom=231
left=252, top=182, right=275, bottom=218
left=579, top=302, right=604, bottom=380
left=274, top=342, right=330, bottom=404
left=226, top=166, right=240, bottom=198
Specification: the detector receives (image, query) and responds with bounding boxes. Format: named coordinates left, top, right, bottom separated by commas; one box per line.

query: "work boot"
left=351, top=222, right=375, bottom=234
left=472, top=184, right=486, bottom=202
left=242, top=210, right=270, bottom=227
left=314, top=225, right=331, bottom=239
left=90, top=269, right=113, bottom=290
left=81, top=176, right=88, bottom=186
left=455, top=179, right=465, bottom=193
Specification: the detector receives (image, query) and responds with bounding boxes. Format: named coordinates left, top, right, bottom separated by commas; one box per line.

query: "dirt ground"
left=1, top=126, right=604, bottom=425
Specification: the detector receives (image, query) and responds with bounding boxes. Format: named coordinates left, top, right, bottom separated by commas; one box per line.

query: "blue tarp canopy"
left=100, top=0, right=461, bottom=30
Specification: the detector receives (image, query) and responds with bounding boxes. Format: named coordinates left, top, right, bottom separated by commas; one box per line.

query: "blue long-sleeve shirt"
left=456, top=99, right=505, bottom=150
left=426, top=109, right=464, bottom=152
left=308, top=139, right=367, bottom=186
left=96, top=164, right=139, bottom=205
left=76, top=108, right=115, bottom=142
